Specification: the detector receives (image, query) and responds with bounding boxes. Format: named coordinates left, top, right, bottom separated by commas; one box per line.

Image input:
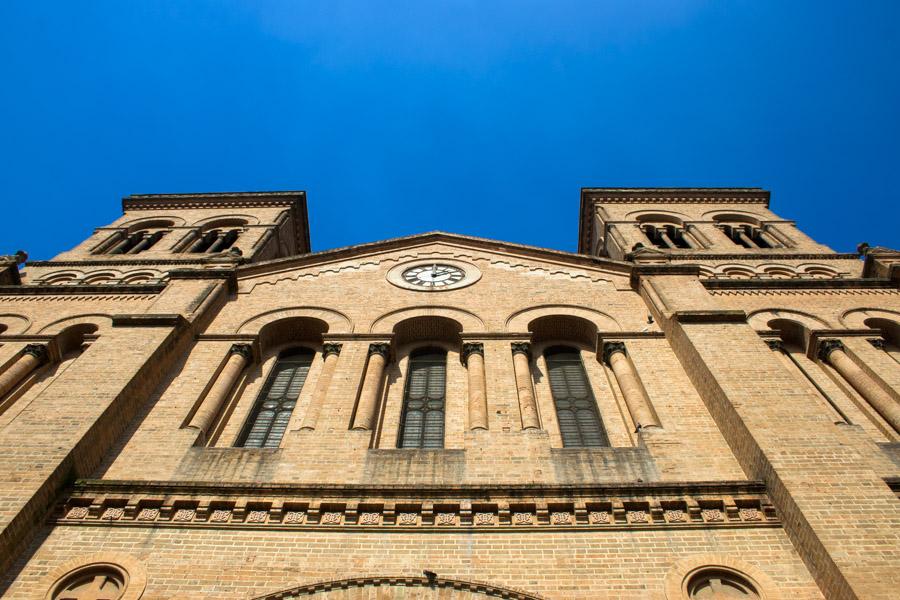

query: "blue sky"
left=1, top=1, right=897, bottom=260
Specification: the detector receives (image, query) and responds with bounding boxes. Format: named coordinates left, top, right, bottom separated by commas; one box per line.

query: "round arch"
left=193, top=213, right=260, bottom=228
left=701, top=209, right=765, bottom=225
left=370, top=306, right=484, bottom=334
left=747, top=308, right=831, bottom=332
left=0, top=313, right=31, bottom=334
left=237, top=306, right=353, bottom=335
left=506, top=304, right=620, bottom=333
left=37, top=314, right=114, bottom=335
left=253, top=576, right=547, bottom=600
left=625, top=209, right=691, bottom=224
left=119, top=216, right=185, bottom=230
left=841, top=308, right=900, bottom=329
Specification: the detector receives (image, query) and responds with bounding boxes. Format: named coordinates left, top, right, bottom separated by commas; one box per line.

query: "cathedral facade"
left=0, top=188, right=897, bottom=599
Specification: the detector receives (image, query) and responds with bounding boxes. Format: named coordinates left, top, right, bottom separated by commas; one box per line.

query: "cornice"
left=666, top=252, right=860, bottom=261
left=236, top=231, right=634, bottom=280
left=58, top=478, right=777, bottom=533
left=28, top=259, right=241, bottom=267
left=702, top=278, right=896, bottom=291
left=0, top=284, right=165, bottom=296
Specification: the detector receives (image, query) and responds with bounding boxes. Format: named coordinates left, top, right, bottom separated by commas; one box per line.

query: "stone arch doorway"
left=253, top=576, right=546, bottom=600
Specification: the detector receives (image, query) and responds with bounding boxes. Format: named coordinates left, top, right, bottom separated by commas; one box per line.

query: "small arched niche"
left=258, top=316, right=329, bottom=355
left=864, top=317, right=900, bottom=346
left=56, top=323, right=99, bottom=358
left=767, top=318, right=812, bottom=351
left=528, top=314, right=598, bottom=349
left=392, top=315, right=463, bottom=347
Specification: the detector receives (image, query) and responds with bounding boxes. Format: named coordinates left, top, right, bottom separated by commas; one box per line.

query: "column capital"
left=22, top=343, right=49, bottom=362
left=868, top=338, right=886, bottom=350
left=461, top=342, right=484, bottom=365
left=368, top=343, right=390, bottom=358
left=510, top=342, right=531, bottom=357
left=817, top=339, right=844, bottom=361
left=228, top=343, right=253, bottom=361
left=602, top=341, right=627, bottom=365
left=322, top=342, right=343, bottom=358
left=764, top=339, right=784, bottom=351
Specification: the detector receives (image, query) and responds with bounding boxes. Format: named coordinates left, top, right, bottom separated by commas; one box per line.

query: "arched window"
left=398, top=347, right=447, bottom=449
left=186, top=228, right=241, bottom=253
left=237, top=347, right=313, bottom=448
left=716, top=222, right=775, bottom=249
left=641, top=223, right=692, bottom=249
left=544, top=346, right=608, bottom=447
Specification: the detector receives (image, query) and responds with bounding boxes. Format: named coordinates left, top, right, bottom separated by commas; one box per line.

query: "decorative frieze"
left=57, top=485, right=778, bottom=531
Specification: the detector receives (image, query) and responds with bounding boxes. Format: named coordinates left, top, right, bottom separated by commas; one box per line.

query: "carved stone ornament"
left=229, top=343, right=253, bottom=361
left=550, top=512, right=572, bottom=525
left=701, top=509, right=724, bottom=522
left=474, top=512, right=495, bottom=525
left=817, top=339, right=844, bottom=361
left=461, top=342, right=484, bottom=366
left=360, top=512, right=380, bottom=525
left=101, top=507, right=124, bottom=520
left=66, top=506, right=89, bottom=520
left=664, top=509, right=686, bottom=523
left=368, top=343, right=390, bottom=359
left=137, top=508, right=159, bottom=521
left=868, top=338, right=887, bottom=350
left=436, top=512, right=457, bottom=526
left=510, top=342, right=531, bottom=357
left=589, top=511, right=611, bottom=524
left=322, top=342, right=343, bottom=358
left=22, top=343, right=49, bottom=362
left=173, top=508, right=196, bottom=522
left=245, top=510, right=268, bottom=523
left=739, top=508, right=761, bottom=521
left=321, top=512, right=343, bottom=524
left=397, top=512, right=418, bottom=525
left=627, top=510, right=648, bottom=524
left=283, top=511, right=306, bottom=524
left=513, top=512, right=533, bottom=525
left=764, top=339, right=783, bottom=351
left=209, top=509, right=231, bottom=523
left=602, top=341, right=627, bottom=366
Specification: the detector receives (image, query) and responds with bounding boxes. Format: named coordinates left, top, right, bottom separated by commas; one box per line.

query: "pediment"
left=236, top=232, right=634, bottom=294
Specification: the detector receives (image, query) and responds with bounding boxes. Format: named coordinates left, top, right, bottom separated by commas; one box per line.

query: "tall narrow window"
left=545, top=346, right=609, bottom=447
left=238, top=347, right=313, bottom=448
left=398, top=348, right=446, bottom=448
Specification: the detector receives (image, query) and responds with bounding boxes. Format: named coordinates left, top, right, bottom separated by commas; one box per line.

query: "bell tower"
left=24, top=191, right=309, bottom=285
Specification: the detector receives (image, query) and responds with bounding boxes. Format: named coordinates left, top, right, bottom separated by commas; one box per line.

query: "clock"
left=387, top=260, right=481, bottom=291
left=402, top=264, right=466, bottom=288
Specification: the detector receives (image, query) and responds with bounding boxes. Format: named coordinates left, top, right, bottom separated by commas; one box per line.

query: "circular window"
left=687, top=569, right=760, bottom=599
left=51, top=564, right=127, bottom=599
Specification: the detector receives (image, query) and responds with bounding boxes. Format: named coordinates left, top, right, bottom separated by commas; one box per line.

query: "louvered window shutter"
left=398, top=349, right=446, bottom=449
left=545, top=347, right=609, bottom=447
left=238, top=348, right=314, bottom=448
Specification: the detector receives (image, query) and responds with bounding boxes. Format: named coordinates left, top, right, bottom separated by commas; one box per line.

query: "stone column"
left=0, top=344, right=49, bottom=399
left=187, top=230, right=214, bottom=253
left=758, top=228, right=782, bottom=248
left=602, top=341, right=660, bottom=430
left=735, top=228, right=758, bottom=248
left=657, top=230, right=677, bottom=249
left=462, top=343, right=488, bottom=430
left=188, top=344, right=252, bottom=436
left=351, top=343, right=390, bottom=431
left=126, top=233, right=154, bottom=254
left=511, top=342, right=540, bottom=430
left=107, top=234, right=134, bottom=255
left=818, top=339, right=900, bottom=433
left=299, top=343, right=342, bottom=431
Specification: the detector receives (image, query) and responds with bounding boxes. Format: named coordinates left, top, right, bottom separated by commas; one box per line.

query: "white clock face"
left=402, top=264, right=466, bottom=288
